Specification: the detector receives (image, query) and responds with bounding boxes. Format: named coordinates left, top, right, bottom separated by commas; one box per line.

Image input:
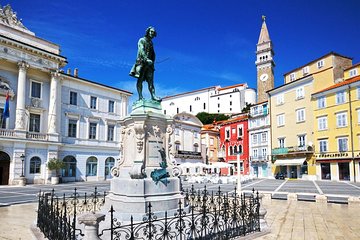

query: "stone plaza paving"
left=1, top=198, right=360, bottom=239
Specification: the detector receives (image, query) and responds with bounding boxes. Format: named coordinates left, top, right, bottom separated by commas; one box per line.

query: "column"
left=47, top=71, right=61, bottom=141
left=15, top=61, right=29, bottom=131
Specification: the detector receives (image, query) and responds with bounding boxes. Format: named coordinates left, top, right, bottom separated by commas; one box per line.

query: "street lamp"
left=20, top=154, right=25, bottom=177
left=236, top=152, right=242, bottom=194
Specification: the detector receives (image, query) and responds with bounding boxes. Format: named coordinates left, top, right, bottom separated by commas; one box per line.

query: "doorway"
left=0, top=151, right=10, bottom=185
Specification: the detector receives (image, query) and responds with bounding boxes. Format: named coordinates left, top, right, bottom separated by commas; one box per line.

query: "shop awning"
left=274, top=158, right=306, bottom=166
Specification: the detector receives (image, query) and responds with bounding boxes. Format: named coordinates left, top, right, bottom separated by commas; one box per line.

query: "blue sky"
left=5, top=0, right=360, bottom=102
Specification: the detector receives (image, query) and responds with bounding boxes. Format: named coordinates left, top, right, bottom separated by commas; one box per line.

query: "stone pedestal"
left=104, top=100, right=182, bottom=221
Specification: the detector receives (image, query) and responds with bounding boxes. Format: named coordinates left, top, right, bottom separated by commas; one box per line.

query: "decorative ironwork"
left=100, top=185, right=260, bottom=239
left=37, top=187, right=106, bottom=240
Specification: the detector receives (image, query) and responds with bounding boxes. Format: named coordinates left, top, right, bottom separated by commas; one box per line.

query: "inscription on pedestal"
left=148, top=140, right=163, bottom=165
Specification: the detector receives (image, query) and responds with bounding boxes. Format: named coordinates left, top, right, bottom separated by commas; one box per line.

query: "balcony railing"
left=26, top=132, right=47, bottom=140
left=250, top=156, right=268, bottom=162
left=0, top=128, right=15, bottom=137
left=272, top=145, right=313, bottom=155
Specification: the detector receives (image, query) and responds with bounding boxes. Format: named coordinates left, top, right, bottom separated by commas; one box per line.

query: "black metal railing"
left=100, top=186, right=260, bottom=239
left=37, top=187, right=106, bottom=240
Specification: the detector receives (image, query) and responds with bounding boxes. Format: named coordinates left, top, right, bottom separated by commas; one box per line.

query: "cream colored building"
left=269, top=52, right=352, bottom=179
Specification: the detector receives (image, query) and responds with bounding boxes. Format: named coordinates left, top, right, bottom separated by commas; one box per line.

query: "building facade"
left=248, top=101, right=271, bottom=178
left=161, top=84, right=256, bottom=116
left=200, top=123, right=220, bottom=165
left=0, top=5, right=131, bottom=185
left=312, top=74, right=360, bottom=182
left=218, top=115, right=250, bottom=175
left=170, top=113, right=203, bottom=172
left=268, top=52, right=352, bottom=180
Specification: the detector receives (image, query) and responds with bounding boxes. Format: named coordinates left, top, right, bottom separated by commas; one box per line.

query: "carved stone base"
left=103, top=177, right=183, bottom=221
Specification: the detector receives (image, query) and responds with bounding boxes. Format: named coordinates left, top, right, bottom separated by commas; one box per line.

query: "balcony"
left=26, top=132, right=47, bottom=140
left=250, top=155, right=268, bottom=163
left=272, top=145, right=314, bottom=155
left=250, top=109, right=268, bottom=117
left=0, top=128, right=15, bottom=138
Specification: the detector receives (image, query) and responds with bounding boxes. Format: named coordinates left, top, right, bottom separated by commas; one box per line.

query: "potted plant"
left=47, top=158, right=65, bottom=184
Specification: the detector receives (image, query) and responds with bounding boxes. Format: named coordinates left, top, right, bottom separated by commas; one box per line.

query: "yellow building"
left=312, top=74, right=360, bottom=182
left=268, top=52, right=352, bottom=179
left=200, top=124, right=220, bottom=165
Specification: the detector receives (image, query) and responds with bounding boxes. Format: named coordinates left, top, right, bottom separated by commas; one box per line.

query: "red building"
left=218, top=114, right=249, bottom=175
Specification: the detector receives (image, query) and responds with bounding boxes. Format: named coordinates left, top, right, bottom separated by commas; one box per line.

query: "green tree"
left=196, top=112, right=229, bottom=125
left=241, top=103, right=253, bottom=113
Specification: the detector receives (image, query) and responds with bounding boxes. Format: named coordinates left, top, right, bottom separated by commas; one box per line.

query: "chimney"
left=67, top=68, right=71, bottom=75
left=74, top=68, right=78, bottom=77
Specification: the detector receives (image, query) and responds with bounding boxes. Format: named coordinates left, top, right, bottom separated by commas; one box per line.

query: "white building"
left=162, top=83, right=256, bottom=116
left=0, top=5, right=131, bottom=185
left=170, top=112, right=204, bottom=175
left=248, top=101, right=271, bottom=178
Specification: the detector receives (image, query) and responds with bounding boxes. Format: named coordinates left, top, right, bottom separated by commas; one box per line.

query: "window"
left=177, top=108, right=179, bottom=114
left=338, top=137, right=348, bottom=152
left=229, top=146, right=233, bottom=155
left=298, top=135, right=306, bottom=147
left=261, top=132, right=267, bottom=142
left=277, top=114, right=285, bottom=127
left=290, top=73, right=296, bottom=81
left=296, top=108, right=305, bottom=122
left=238, top=145, right=243, bottom=154
left=358, top=109, right=360, bottom=124
left=349, top=69, right=358, bottom=77
left=357, top=87, right=360, bottom=100
left=233, top=145, right=238, bottom=154
left=175, top=142, right=180, bottom=151
left=252, top=134, right=257, bottom=144
left=317, top=60, right=324, bottom=69
left=175, top=128, right=179, bottom=135
left=108, top=125, right=115, bottom=141
left=108, top=100, right=115, bottom=113
left=225, top=127, right=230, bottom=139
left=68, top=119, right=77, bottom=138
left=29, top=113, right=40, bottom=132
left=203, top=103, right=206, bottom=110
left=218, top=103, right=220, bottom=108
left=210, top=138, right=214, bottom=146
left=70, top=91, right=77, bottom=105
left=261, top=148, right=267, bottom=157
left=276, top=94, right=284, bottom=105
left=237, top=125, right=243, bottom=137
left=317, top=97, right=326, bottom=109
left=86, top=157, right=98, bottom=176
left=303, top=66, right=309, bottom=75
left=105, top=157, right=115, bottom=177
left=278, top=138, right=285, bottom=148
left=319, top=139, right=328, bottom=153
left=31, top=81, right=41, bottom=98
left=336, top=112, right=347, bottom=127
left=29, top=156, right=41, bottom=174
left=62, top=156, right=76, bottom=177
left=90, top=96, right=97, bottom=109
left=336, top=91, right=346, bottom=104
left=253, top=149, right=258, bottom=157
left=0, top=108, right=6, bottom=128
left=230, top=101, right=232, bottom=106
left=195, top=97, right=200, bottom=101
left=318, top=116, right=328, bottom=130
left=190, top=105, right=192, bottom=112
left=89, top=122, right=97, bottom=139
left=194, top=132, right=199, bottom=139
left=296, top=87, right=304, bottom=99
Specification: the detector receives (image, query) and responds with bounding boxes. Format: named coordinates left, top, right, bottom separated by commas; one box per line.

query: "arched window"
left=86, top=157, right=98, bottom=176
left=62, top=156, right=76, bottom=177
left=229, top=146, right=233, bottom=155
left=30, top=156, right=41, bottom=174
left=238, top=145, right=243, bottom=154
left=233, top=145, right=238, bottom=154
left=105, top=157, right=115, bottom=178
left=193, top=143, right=199, bottom=152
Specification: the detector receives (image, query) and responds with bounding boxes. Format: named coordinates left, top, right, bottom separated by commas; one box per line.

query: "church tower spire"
left=256, top=15, right=275, bottom=103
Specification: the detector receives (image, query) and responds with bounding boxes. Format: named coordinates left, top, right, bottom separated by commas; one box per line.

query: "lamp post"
left=237, top=152, right=242, bottom=194
left=20, top=154, right=25, bottom=177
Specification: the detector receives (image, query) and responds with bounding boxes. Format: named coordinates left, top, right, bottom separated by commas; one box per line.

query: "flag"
left=2, top=92, right=9, bottom=120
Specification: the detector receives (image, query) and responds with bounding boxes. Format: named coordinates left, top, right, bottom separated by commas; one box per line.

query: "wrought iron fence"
left=100, top=186, right=260, bottom=240
left=37, top=187, right=106, bottom=240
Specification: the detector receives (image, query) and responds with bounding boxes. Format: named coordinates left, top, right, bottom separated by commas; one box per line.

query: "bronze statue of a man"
left=129, top=26, right=161, bottom=101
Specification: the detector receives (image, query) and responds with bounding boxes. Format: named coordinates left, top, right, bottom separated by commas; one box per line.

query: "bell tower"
left=255, top=16, right=275, bottom=103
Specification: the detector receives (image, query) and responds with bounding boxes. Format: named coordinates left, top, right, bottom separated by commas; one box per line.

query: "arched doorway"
left=0, top=151, right=10, bottom=185
left=105, top=157, right=115, bottom=179
left=62, top=156, right=77, bottom=180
